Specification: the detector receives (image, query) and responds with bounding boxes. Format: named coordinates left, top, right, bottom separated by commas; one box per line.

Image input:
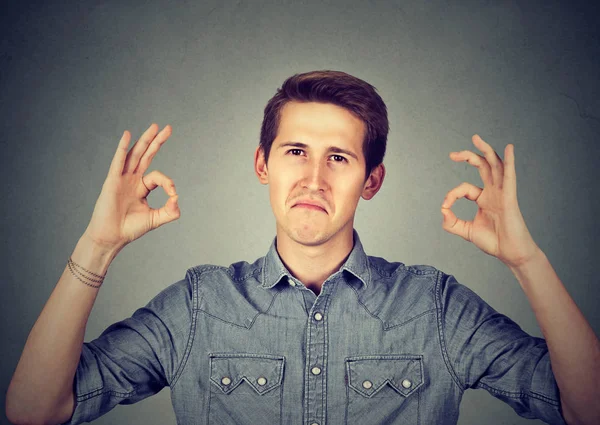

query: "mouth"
left=292, top=200, right=328, bottom=213
left=294, top=203, right=327, bottom=212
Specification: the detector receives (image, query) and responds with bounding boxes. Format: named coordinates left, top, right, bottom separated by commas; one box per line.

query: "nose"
left=301, top=158, right=328, bottom=192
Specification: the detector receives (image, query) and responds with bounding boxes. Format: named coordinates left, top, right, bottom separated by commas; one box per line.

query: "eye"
left=331, top=155, right=347, bottom=163
left=288, top=148, right=304, bottom=156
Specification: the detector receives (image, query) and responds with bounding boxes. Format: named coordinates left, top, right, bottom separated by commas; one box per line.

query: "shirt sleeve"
left=61, top=275, right=194, bottom=425
left=437, top=273, right=567, bottom=425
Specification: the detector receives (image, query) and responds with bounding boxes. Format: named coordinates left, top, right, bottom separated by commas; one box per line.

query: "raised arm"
left=440, top=135, right=600, bottom=425
left=6, top=123, right=180, bottom=425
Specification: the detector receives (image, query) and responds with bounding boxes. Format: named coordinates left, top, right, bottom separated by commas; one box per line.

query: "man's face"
left=254, top=101, right=384, bottom=247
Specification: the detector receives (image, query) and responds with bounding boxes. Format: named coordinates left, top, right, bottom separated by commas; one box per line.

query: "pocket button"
left=362, top=380, right=373, bottom=389
left=221, top=377, right=231, bottom=386
left=257, top=377, right=267, bottom=386
left=402, top=379, right=412, bottom=389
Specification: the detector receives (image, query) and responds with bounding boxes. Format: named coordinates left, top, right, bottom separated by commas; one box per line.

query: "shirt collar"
left=260, top=229, right=371, bottom=289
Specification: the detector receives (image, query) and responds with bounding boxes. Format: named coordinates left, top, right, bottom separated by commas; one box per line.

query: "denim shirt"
left=65, top=230, right=566, bottom=425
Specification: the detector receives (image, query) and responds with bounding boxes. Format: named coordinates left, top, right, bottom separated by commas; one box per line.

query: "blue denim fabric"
left=64, top=230, right=566, bottom=425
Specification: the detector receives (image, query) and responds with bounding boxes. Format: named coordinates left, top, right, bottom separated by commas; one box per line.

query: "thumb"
left=441, top=207, right=471, bottom=241
left=169, top=195, right=179, bottom=212
left=153, top=195, right=180, bottom=229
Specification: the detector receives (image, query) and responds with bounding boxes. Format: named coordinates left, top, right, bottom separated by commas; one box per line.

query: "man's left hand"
left=441, top=134, right=540, bottom=268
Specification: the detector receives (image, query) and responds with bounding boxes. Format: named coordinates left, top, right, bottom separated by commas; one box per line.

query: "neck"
left=275, top=227, right=355, bottom=295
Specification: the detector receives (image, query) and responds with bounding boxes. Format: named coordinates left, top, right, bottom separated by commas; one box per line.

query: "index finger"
left=107, top=130, right=131, bottom=178
left=449, top=150, right=492, bottom=187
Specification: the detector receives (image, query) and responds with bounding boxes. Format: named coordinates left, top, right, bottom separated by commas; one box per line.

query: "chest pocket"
left=345, top=355, right=424, bottom=425
left=208, top=353, right=285, bottom=425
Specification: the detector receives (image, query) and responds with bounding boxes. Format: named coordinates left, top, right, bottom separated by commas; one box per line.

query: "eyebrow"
left=278, top=141, right=359, bottom=160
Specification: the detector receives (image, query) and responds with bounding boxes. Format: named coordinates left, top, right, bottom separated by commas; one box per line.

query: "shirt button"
left=362, top=380, right=373, bottom=389
left=257, top=377, right=267, bottom=386
left=314, top=312, right=323, bottom=321
left=310, top=423, right=320, bottom=425
left=311, top=366, right=322, bottom=375
left=221, top=377, right=231, bottom=386
left=402, top=379, right=412, bottom=388
left=289, top=280, right=296, bottom=287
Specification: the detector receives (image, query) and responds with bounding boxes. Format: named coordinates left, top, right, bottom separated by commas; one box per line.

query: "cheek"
left=331, top=179, right=364, bottom=214
left=268, top=178, right=293, bottom=207
left=337, top=175, right=364, bottom=196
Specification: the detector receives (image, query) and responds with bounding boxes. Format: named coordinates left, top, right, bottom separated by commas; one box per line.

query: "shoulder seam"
left=188, top=263, right=261, bottom=283
left=434, top=271, right=466, bottom=391
left=368, top=257, right=439, bottom=279
left=169, top=267, right=201, bottom=388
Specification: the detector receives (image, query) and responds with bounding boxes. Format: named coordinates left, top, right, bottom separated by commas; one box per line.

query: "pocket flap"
left=346, top=355, right=423, bottom=398
left=210, top=353, right=285, bottom=395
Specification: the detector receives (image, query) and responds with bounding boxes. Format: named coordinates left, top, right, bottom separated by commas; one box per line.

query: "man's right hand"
left=83, top=123, right=180, bottom=251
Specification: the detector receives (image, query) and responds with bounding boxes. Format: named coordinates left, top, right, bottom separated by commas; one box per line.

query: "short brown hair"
left=259, top=70, right=389, bottom=180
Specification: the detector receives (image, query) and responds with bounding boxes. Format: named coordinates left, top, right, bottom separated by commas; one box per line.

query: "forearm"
left=509, top=249, right=600, bottom=425
left=6, top=234, right=120, bottom=425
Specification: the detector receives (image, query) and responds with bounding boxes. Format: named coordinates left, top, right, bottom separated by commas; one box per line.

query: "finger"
left=107, top=130, right=131, bottom=178
left=441, top=206, right=472, bottom=241
left=449, top=150, right=492, bottom=187
left=123, top=123, right=159, bottom=174
left=503, top=144, right=517, bottom=203
left=141, top=170, right=178, bottom=197
left=151, top=194, right=181, bottom=229
left=441, top=182, right=482, bottom=241
left=441, top=182, right=483, bottom=209
left=472, top=134, right=504, bottom=187
left=136, top=125, right=173, bottom=175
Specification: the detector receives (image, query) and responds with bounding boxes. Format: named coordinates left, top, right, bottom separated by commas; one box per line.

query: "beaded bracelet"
left=67, top=256, right=106, bottom=289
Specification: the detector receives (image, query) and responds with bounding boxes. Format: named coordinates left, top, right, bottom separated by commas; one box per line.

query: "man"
left=6, top=70, right=599, bottom=425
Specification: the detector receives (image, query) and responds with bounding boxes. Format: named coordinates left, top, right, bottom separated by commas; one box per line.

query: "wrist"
left=502, top=240, right=543, bottom=269
left=80, top=232, right=124, bottom=256
left=73, top=234, right=121, bottom=277
left=508, top=247, right=549, bottom=285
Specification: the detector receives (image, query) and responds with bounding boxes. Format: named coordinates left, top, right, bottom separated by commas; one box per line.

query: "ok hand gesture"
left=441, top=135, right=540, bottom=268
left=83, top=123, right=180, bottom=252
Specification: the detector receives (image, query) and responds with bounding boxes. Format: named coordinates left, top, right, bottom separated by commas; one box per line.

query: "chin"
left=289, top=226, right=331, bottom=247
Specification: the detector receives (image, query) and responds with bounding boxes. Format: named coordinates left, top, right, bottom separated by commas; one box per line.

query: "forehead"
left=275, top=101, right=365, bottom=149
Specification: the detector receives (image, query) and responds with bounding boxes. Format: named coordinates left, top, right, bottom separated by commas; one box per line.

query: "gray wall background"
left=2, top=1, right=599, bottom=424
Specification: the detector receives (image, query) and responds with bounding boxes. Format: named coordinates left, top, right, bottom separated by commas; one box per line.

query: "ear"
left=361, top=163, right=385, bottom=200
left=254, top=146, right=269, bottom=184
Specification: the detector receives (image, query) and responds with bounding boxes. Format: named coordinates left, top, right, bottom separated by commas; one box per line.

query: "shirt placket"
left=303, top=280, right=333, bottom=425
